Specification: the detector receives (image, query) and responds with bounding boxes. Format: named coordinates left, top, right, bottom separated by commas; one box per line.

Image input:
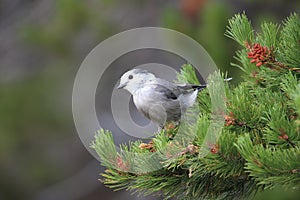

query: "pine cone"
left=246, top=43, right=273, bottom=67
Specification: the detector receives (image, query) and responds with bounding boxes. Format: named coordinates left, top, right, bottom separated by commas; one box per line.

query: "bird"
left=117, top=68, right=207, bottom=128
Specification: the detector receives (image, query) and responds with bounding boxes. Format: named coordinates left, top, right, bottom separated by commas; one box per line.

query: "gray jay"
left=117, top=68, right=207, bottom=128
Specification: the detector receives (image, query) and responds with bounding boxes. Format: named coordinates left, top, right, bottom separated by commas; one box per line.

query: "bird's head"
left=117, top=69, right=156, bottom=94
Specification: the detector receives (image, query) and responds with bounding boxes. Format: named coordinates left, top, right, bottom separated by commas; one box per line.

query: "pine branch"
left=91, top=129, right=118, bottom=170
left=176, top=63, right=200, bottom=85
left=256, top=22, right=280, bottom=47
left=91, top=13, right=300, bottom=200
left=236, top=134, right=300, bottom=189
left=277, top=13, right=300, bottom=68
left=225, top=12, right=254, bottom=47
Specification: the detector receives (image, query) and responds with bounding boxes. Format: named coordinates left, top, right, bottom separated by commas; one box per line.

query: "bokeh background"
left=1, top=0, right=300, bottom=200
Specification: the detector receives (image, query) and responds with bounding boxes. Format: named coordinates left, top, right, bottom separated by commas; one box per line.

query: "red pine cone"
left=246, top=43, right=272, bottom=67
left=210, top=143, right=220, bottom=154
left=225, top=111, right=236, bottom=126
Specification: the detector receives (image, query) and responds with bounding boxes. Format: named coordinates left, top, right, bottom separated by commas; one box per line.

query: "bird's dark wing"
left=153, top=78, right=206, bottom=97
left=176, top=83, right=206, bottom=91
left=152, top=84, right=178, bottom=100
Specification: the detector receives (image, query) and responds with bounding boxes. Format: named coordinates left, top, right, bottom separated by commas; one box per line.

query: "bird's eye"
left=128, top=75, right=133, bottom=79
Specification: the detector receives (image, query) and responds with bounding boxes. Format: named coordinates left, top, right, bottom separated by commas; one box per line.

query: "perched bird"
left=117, top=68, right=206, bottom=128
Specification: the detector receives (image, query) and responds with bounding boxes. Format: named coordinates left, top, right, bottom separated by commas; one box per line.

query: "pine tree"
left=91, top=13, right=300, bottom=199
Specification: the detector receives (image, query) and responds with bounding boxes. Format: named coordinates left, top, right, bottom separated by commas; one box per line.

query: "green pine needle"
left=91, top=13, right=300, bottom=200
left=225, top=12, right=254, bottom=47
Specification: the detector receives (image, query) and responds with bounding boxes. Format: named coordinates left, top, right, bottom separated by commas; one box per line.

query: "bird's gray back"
left=132, top=79, right=198, bottom=126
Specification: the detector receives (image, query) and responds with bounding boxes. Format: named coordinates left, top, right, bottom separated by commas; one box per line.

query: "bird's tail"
left=192, top=85, right=207, bottom=90
left=194, top=78, right=232, bottom=90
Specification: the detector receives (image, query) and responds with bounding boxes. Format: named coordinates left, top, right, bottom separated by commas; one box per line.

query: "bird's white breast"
left=133, top=85, right=155, bottom=110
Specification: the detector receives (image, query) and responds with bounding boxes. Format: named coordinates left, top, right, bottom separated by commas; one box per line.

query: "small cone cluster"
left=278, top=128, right=289, bottom=140
left=116, top=156, right=129, bottom=172
left=139, top=141, right=155, bottom=152
left=246, top=43, right=273, bottom=67
left=225, top=111, right=236, bottom=126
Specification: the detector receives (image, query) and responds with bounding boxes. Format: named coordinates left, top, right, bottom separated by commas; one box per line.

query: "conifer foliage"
left=91, top=13, right=300, bottom=199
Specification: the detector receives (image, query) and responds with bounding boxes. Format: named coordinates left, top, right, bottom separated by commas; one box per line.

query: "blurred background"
left=1, top=0, right=300, bottom=200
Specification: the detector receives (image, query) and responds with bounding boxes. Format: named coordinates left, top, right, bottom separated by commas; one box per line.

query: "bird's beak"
left=117, top=82, right=127, bottom=89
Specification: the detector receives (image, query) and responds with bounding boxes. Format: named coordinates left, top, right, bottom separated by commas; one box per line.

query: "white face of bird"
left=117, top=69, right=156, bottom=94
